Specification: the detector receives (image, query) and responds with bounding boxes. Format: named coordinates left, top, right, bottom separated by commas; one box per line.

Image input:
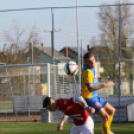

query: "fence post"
left=47, top=63, right=51, bottom=123
left=118, top=4, right=121, bottom=122
left=76, top=0, right=81, bottom=93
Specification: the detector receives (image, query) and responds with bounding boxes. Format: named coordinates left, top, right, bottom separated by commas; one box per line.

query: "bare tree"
left=0, top=20, right=43, bottom=96
left=98, top=0, right=134, bottom=79
left=99, top=0, right=134, bottom=49
left=2, top=20, right=42, bottom=64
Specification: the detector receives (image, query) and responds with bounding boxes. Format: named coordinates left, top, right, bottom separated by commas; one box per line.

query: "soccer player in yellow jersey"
left=81, top=52, right=116, bottom=134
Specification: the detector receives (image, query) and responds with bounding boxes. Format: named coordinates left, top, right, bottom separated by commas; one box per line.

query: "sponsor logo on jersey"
left=70, top=114, right=84, bottom=120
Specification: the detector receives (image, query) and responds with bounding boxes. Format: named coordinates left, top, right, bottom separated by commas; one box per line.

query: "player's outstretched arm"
left=57, top=115, right=68, bottom=131
left=103, top=81, right=115, bottom=87
left=86, top=81, right=115, bottom=92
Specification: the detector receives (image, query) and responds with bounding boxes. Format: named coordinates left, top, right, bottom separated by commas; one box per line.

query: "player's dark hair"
left=83, top=52, right=94, bottom=61
left=43, top=96, right=51, bottom=108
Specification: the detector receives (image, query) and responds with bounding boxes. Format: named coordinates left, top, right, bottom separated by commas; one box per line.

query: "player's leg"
left=103, top=102, right=116, bottom=133
left=96, top=107, right=110, bottom=134
left=70, top=124, right=82, bottom=134
left=96, top=99, right=115, bottom=134
left=94, top=97, right=110, bottom=134
left=85, top=97, right=110, bottom=134
left=81, top=116, right=94, bottom=134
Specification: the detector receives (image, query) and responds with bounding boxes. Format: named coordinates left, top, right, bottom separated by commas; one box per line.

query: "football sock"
left=109, top=114, right=114, bottom=129
left=101, top=121, right=110, bottom=134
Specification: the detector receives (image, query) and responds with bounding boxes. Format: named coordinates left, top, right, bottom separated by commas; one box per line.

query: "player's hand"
left=103, top=81, right=115, bottom=87
left=85, top=107, right=95, bottom=114
left=57, top=124, right=63, bottom=131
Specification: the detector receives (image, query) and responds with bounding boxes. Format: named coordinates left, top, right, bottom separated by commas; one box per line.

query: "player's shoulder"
left=82, top=64, right=94, bottom=72
left=57, top=97, right=74, bottom=109
left=57, top=98, right=66, bottom=108
left=82, top=68, right=93, bottom=74
left=57, top=97, right=73, bottom=104
left=57, top=98, right=66, bottom=102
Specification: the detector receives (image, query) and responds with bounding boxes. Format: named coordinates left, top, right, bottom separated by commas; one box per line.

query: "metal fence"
left=0, top=3, right=134, bottom=122
left=0, top=63, right=79, bottom=122
left=0, top=63, right=49, bottom=122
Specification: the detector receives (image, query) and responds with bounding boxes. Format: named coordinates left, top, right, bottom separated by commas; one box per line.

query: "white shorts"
left=70, top=116, right=94, bottom=134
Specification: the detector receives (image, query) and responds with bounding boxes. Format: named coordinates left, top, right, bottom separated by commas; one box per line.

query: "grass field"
left=0, top=122, right=134, bottom=134
left=0, top=102, right=13, bottom=112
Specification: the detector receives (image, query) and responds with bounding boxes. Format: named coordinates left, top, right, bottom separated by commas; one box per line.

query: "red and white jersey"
left=57, top=97, right=89, bottom=126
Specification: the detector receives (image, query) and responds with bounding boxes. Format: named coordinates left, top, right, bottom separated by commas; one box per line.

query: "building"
left=60, top=46, right=87, bottom=60
left=36, top=45, right=70, bottom=65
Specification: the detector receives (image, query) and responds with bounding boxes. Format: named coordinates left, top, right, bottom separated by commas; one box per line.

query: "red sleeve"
left=57, top=97, right=74, bottom=109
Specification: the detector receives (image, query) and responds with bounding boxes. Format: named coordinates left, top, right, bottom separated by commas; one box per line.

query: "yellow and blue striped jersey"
left=81, top=64, right=98, bottom=98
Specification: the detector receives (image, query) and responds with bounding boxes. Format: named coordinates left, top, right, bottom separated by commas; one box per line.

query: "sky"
left=0, top=0, right=134, bottom=51
left=0, top=0, right=133, bottom=10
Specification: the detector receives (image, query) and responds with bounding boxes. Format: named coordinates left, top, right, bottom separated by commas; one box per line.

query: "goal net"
left=0, top=63, right=79, bottom=123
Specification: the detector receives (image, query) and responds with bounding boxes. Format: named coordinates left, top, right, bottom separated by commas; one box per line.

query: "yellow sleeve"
left=82, top=69, right=94, bottom=83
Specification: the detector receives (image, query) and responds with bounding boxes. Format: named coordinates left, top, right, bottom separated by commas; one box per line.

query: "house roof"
left=38, top=46, right=70, bottom=61
left=89, top=45, right=113, bottom=52
left=60, top=46, right=88, bottom=56
left=89, top=45, right=134, bottom=59
left=69, top=46, right=88, bottom=55
left=60, top=45, right=133, bottom=60
left=90, top=45, right=133, bottom=53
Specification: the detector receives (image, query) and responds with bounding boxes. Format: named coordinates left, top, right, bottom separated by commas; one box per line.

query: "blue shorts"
left=85, top=96, right=107, bottom=114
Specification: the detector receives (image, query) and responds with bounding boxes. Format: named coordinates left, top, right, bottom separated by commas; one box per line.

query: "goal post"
left=0, top=63, right=79, bottom=122
left=0, top=63, right=49, bottom=122
left=46, top=63, right=51, bottom=123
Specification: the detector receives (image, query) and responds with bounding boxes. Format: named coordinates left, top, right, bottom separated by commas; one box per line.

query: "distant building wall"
left=37, top=53, right=60, bottom=65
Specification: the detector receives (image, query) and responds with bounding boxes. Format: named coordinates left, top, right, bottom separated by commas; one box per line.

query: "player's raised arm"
left=73, top=95, right=95, bottom=114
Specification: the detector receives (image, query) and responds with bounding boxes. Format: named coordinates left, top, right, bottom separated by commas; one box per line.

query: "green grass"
left=0, top=103, right=13, bottom=112
left=0, top=122, right=134, bottom=134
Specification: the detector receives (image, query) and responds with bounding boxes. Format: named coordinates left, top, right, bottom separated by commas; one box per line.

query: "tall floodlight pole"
left=44, top=8, right=61, bottom=65
left=76, top=0, right=81, bottom=94
left=44, top=8, right=61, bottom=99
left=51, top=8, right=55, bottom=65
left=118, top=4, right=121, bottom=122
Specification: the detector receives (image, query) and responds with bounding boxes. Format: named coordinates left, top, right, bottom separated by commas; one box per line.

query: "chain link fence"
left=0, top=3, right=134, bottom=122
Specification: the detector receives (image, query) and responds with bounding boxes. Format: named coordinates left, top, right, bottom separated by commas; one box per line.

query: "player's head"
left=43, top=96, right=58, bottom=112
left=83, top=52, right=95, bottom=68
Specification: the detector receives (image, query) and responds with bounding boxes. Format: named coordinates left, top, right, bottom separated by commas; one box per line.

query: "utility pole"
left=44, top=29, right=61, bottom=64
left=76, top=0, right=81, bottom=94
left=44, top=8, right=61, bottom=97
left=44, top=8, right=61, bottom=64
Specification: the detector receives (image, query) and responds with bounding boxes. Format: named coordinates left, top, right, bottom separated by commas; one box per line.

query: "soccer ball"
left=64, top=61, right=78, bottom=76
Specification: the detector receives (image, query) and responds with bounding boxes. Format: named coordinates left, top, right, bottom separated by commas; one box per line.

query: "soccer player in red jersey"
left=43, top=95, right=95, bottom=134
